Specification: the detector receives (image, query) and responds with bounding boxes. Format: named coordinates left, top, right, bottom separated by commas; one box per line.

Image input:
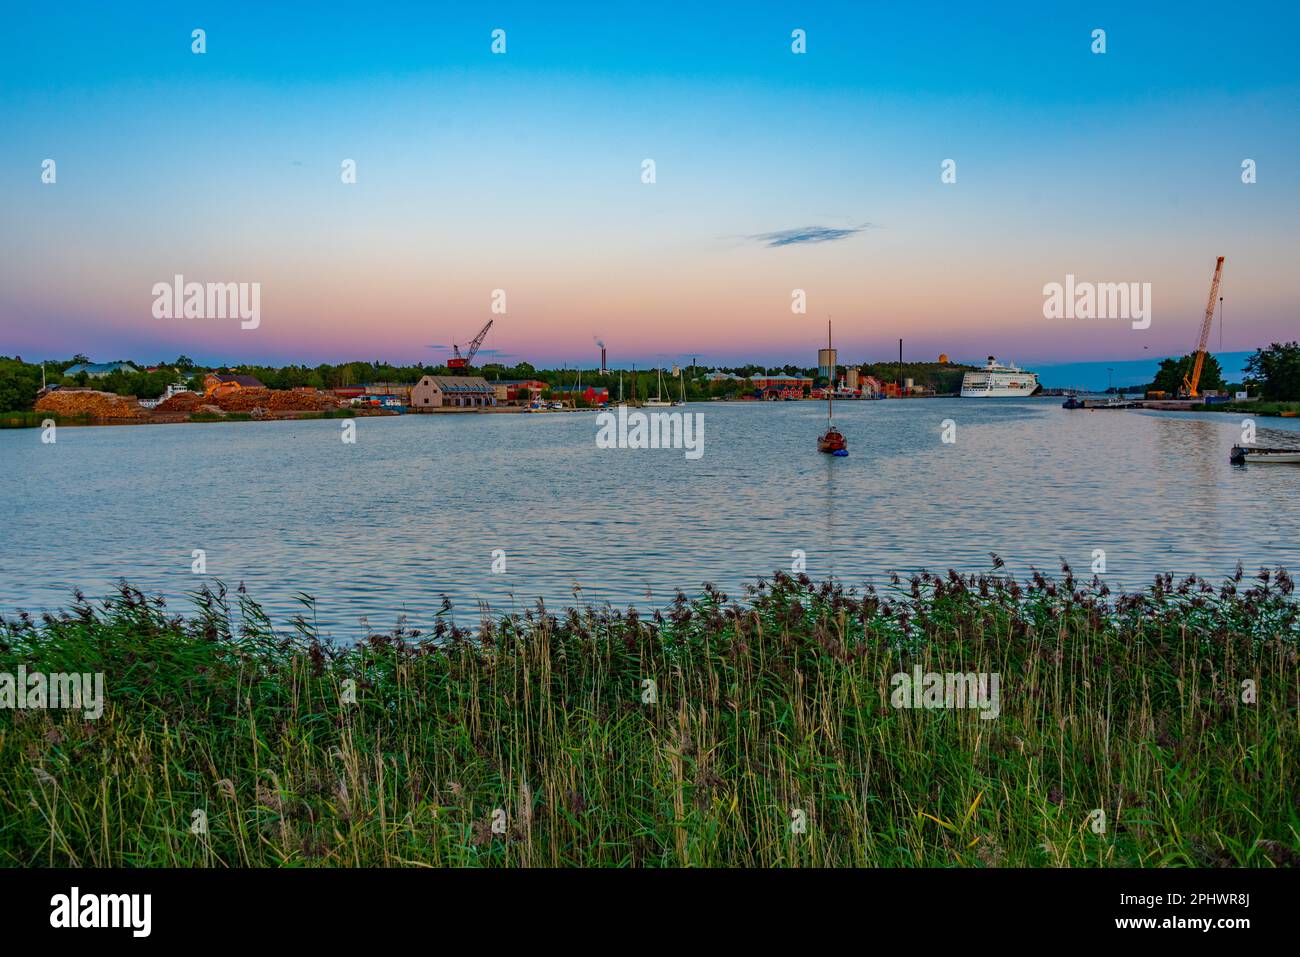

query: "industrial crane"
left=447, top=319, right=494, bottom=371
left=1180, top=256, right=1225, bottom=399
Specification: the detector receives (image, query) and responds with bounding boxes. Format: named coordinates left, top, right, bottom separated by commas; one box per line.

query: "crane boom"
left=447, top=319, right=494, bottom=370
left=462, top=319, right=493, bottom=366
left=1181, top=256, right=1225, bottom=398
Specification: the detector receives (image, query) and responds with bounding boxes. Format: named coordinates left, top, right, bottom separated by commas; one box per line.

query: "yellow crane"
left=1180, top=256, right=1225, bottom=398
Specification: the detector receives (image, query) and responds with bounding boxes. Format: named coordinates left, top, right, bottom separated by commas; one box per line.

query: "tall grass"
left=1, top=564, right=1296, bottom=867
left=0, top=411, right=92, bottom=429
left=1194, top=400, right=1300, bottom=417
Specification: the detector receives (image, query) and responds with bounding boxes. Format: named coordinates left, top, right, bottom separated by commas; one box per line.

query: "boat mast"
left=827, top=317, right=833, bottom=425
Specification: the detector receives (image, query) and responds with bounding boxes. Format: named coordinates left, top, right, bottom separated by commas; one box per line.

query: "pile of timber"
left=34, top=389, right=146, bottom=420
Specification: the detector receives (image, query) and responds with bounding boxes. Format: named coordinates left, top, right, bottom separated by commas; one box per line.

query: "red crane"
left=1180, top=257, right=1225, bottom=398
left=447, top=319, right=494, bottom=371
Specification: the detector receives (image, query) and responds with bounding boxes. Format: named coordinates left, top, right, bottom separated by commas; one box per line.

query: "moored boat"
left=818, top=319, right=848, bottom=455
left=818, top=427, right=848, bottom=454
left=1230, top=445, right=1300, bottom=464
left=644, top=368, right=672, bottom=406
left=961, top=357, right=1040, bottom=397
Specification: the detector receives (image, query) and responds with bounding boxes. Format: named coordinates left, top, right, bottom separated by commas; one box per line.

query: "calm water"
left=4, top=399, right=1298, bottom=636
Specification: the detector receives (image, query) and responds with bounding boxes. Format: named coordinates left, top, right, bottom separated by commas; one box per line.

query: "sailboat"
left=672, top=365, right=687, bottom=406
left=818, top=319, right=848, bottom=455
left=644, top=367, right=672, bottom=407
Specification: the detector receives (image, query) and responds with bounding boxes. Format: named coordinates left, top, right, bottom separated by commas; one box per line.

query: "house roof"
left=64, top=362, right=139, bottom=376
left=419, top=375, right=494, bottom=393
left=210, top=373, right=264, bottom=387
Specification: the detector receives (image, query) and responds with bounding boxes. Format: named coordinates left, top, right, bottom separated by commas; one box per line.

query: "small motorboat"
left=1230, top=445, right=1300, bottom=464
left=1062, top=395, right=1083, bottom=409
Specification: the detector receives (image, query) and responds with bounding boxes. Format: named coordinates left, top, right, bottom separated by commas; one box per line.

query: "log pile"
left=34, top=389, right=147, bottom=420
left=153, top=391, right=204, bottom=413
left=213, top=388, right=339, bottom=412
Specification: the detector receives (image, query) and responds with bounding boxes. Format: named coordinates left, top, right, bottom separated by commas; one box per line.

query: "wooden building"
left=409, top=375, right=496, bottom=409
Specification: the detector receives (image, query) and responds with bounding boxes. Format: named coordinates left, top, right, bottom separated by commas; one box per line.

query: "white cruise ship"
left=960, top=357, right=1039, bottom=397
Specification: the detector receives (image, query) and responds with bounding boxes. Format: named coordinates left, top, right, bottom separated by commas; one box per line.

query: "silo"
left=817, top=348, right=837, bottom=380
left=846, top=368, right=860, bottom=390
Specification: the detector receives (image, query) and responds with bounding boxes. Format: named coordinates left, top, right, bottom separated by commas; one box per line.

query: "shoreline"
left=0, top=393, right=1086, bottom=429
left=6, top=394, right=1298, bottom=430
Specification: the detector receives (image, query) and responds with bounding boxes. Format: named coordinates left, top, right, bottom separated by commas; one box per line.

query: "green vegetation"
left=0, top=410, right=91, bottom=429
left=1, top=355, right=189, bottom=413
left=0, top=357, right=44, bottom=412
left=857, top=361, right=974, bottom=395
left=0, top=343, right=1293, bottom=416
left=1245, top=342, right=1300, bottom=401
left=2, top=567, right=1295, bottom=867
left=1, top=352, right=976, bottom=418
left=1191, top=401, right=1300, bottom=417
left=1147, top=353, right=1227, bottom=395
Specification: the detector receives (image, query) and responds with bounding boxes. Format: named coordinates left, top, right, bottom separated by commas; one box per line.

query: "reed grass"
left=1, top=563, right=1296, bottom=867
left=0, top=411, right=92, bottom=429
left=1195, top=400, right=1300, bottom=417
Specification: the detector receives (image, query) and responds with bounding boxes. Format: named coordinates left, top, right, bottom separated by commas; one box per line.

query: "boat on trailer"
left=1230, top=445, right=1300, bottom=464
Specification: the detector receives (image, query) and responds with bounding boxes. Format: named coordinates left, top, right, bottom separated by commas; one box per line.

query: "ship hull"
left=960, top=383, right=1039, bottom=397
left=960, top=374, right=1039, bottom=397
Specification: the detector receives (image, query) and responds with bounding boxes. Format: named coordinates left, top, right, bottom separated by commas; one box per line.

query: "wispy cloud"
left=751, top=224, right=872, bottom=248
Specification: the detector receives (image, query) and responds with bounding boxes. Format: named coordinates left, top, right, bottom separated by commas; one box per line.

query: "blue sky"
left=2, top=1, right=1297, bottom=376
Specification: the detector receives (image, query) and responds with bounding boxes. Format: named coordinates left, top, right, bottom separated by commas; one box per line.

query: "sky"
left=1, top=1, right=1297, bottom=376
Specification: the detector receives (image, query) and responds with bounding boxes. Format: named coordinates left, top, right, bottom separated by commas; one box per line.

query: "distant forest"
left=0, top=354, right=979, bottom=410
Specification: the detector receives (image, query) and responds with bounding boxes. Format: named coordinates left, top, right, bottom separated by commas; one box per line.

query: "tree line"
left=3, top=344, right=1296, bottom=412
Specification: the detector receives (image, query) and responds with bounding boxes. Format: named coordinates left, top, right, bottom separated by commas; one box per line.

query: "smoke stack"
left=601, top=347, right=607, bottom=373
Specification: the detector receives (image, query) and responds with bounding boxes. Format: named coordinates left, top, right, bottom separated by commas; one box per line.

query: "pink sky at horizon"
left=4, top=230, right=1295, bottom=369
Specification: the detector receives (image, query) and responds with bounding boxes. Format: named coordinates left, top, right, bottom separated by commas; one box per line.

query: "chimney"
left=601, top=347, right=607, bottom=374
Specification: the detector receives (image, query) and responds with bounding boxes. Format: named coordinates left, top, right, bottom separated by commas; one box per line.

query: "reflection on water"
left=3, top=400, right=1297, bottom=637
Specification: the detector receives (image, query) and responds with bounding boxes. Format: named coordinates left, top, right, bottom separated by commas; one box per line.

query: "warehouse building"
left=410, top=375, right=497, bottom=409
left=492, top=379, right=548, bottom=404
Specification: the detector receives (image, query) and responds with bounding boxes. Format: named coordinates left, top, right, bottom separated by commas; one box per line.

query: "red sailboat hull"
left=818, top=430, right=847, bottom=453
